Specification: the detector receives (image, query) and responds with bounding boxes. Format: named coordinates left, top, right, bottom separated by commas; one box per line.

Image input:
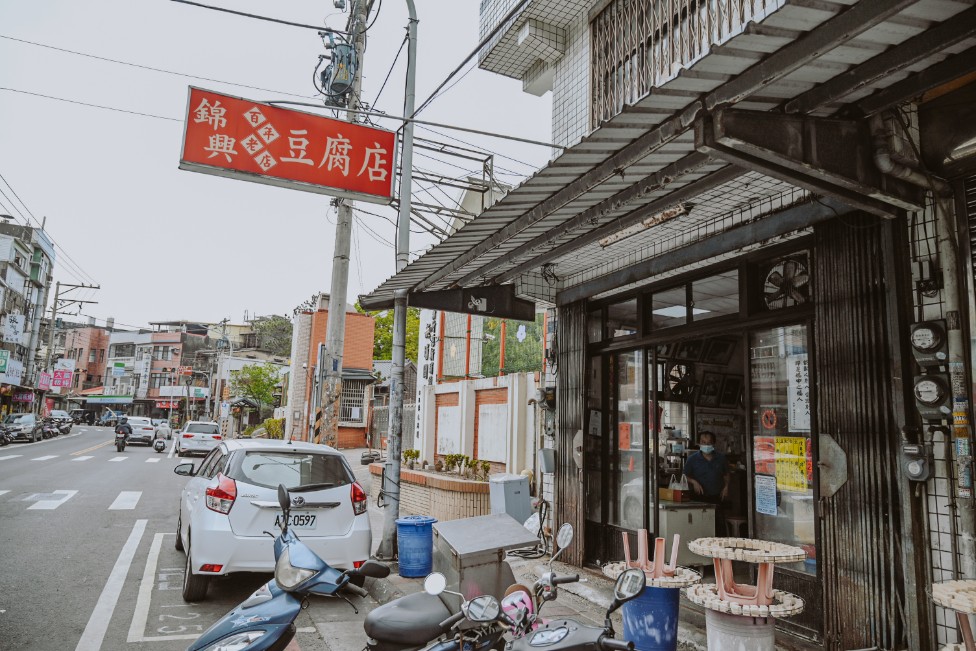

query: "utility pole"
left=319, top=0, right=368, bottom=448
left=43, top=281, right=99, bottom=414
left=377, top=0, right=418, bottom=560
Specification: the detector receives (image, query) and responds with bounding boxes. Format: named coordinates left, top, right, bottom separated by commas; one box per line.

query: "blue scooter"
left=186, top=484, right=390, bottom=651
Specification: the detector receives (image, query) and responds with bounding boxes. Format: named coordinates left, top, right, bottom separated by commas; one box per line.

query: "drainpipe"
left=870, top=112, right=976, bottom=580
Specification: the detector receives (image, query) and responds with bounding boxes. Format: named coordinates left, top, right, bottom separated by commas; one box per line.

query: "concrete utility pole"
left=377, top=0, right=418, bottom=560
left=320, top=0, right=368, bottom=448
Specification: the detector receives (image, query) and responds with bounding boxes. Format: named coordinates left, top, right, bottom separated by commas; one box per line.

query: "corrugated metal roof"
left=362, top=0, right=976, bottom=309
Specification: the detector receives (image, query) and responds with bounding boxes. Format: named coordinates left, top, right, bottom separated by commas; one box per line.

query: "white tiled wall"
left=550, top=10, right=589, bottom=149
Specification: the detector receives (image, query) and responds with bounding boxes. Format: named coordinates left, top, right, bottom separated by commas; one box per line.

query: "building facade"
left=364, top=1, right=976, bottom=648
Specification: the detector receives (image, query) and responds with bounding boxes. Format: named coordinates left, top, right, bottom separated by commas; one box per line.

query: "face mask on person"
left=700, top=444, right=715, bottom=454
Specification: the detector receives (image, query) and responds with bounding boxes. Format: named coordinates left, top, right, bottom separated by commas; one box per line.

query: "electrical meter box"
left=432, top=514, right=539, bottom=609
left=489, top=473, right=532, bottom=524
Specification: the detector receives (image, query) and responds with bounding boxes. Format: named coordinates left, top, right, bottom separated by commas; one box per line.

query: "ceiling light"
left=599, top=203, right=690, bottom=248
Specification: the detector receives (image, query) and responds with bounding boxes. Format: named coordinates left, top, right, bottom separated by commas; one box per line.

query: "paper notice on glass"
left=787, top=354, right=811, bottom=432
left=756, top=474, right=778, bottom=516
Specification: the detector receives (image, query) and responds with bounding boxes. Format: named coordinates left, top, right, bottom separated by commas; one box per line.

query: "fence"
left=369, top=403, right=416, bottom=450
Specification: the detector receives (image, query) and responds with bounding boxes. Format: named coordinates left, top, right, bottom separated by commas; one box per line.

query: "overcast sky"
left=0, top=0, right=552, bottom=330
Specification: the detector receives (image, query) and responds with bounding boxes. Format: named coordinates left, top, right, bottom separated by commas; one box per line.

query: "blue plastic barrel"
left=396, top=515, right=438, bottom=577
left=621, top=586, right=680, bottom=651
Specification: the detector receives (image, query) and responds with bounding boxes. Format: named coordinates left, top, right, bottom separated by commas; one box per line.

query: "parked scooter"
left=153, top=438, right=166, bottom=453
left=411, top=573, right=509, bottom=651
left=41, top=419, right=58, bottom=439
left=0, top=426, right=10, bottom=446
left=501, top=523, right=577, bottom=638
left=187, top=484, right=390, bottom=651
left=57, top=420, right=72, bottom=436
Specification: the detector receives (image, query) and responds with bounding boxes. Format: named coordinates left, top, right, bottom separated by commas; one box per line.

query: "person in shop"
left=684, top=431, right=730, bottom=518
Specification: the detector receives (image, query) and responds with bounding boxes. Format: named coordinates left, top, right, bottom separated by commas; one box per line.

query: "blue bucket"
left=621, top=586, right=680, bottom=651
left=396, top=515, right=437, bottom=578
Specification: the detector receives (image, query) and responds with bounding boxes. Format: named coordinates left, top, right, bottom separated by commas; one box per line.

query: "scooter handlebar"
left=343, top=583, right=368, bottom=598
left=551, top=574, right=580, bottom=586
left=599, top=636, right=634, bottom=651
left=438, top=611, right=466, bottom=631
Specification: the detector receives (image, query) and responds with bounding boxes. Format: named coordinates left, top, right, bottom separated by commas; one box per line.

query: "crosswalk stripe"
left=0, top=455, right=22, bottom=461
left=109, top=457, right=127, bottom=462
left=109, top=491, right=142, bottom=510
left=72, top=456, right=93, bottom=462
left=27, top=490, right=77, bottom=510
left=145, top=458, right=161, bottom=463
left=0, top=490, right=9, bottom=497
left=32, top=455, right=58, bottom=461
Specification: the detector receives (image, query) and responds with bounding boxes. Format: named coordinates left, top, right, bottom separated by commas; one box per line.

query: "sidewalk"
left=338, top=448, right=814, bottom=651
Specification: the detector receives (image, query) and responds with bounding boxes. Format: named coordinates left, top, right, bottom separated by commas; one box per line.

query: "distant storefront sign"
left=12, top=391, right=33, bottom=403
left=52, top=370, right=73, bottom=388
left=156, top=400, right=180, bottom=409
left=85, top=396, right=134, bottom=405
left=179, top=87, right=396, bottom=205
left=111, top=362, right=125, bottom=378
left=55, top=358, right=76, bottom=372
left=0, top=349, right=9, bottom=374
left=38, top=372, right=52, bottom=391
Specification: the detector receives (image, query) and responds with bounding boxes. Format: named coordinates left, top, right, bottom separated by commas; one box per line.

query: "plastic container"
left=396, top=515, right=437, bottom=577
left=621, top=586, right=680, bottom=651
left=704, top=610, right=775, bottom=651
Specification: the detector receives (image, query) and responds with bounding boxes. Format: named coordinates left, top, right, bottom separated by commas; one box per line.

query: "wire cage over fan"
left=762, top=254, right=810, bottom=310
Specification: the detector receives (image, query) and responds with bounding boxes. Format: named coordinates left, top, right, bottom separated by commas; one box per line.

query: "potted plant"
left=403, top=448, right=420, bottom=469
left=480, top=460, right=492, bottom=481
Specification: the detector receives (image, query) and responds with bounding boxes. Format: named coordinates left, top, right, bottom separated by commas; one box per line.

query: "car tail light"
left=199, top=564, right=223, bottom=573
left=182, top=433, right=193, bottom=438
left=351, top=482, right=367, bottom=516
left=212, top=435, right=221, bottom=440
left=353, top=560, right=365, bottom=569
left=206, top=474, right=236, bottom=514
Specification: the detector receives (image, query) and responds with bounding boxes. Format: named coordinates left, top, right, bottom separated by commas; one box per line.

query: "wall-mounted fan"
left=666, top=362, right=695, bottom=400
left=763, top=255, right=810, bottom=310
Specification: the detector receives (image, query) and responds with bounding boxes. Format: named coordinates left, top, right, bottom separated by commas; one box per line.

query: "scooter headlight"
left=200, top=630, right=267, bottom=651
left=275, top=546, right=315, bottom=590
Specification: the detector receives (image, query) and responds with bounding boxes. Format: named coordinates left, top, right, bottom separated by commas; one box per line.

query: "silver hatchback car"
left=176, top=421, right=222, bottom=457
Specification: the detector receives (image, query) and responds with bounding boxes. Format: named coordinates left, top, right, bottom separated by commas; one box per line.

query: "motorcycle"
left=57, top=420, right=72, bottom=436
left=114, top=429, right=127, bottom=452
left=41, top=419, right=58, bottom=439
left=501, top=523, right=577, bottom=638
left=0, top=426, right=10, bottom=446
left=464, top=568, right=643, bottom=651
left=187, top=484, right=390, bottom=651
left=153, top=438, right=166, bottom=453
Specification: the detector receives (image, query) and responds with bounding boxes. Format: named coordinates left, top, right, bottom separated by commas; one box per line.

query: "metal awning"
left=342, top=368, right=378, bottom=383
left=362, top=0, right=976, bottom=310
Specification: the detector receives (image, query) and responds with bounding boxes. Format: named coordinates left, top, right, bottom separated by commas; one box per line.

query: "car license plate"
left=274, top=513, right=317, bottom=529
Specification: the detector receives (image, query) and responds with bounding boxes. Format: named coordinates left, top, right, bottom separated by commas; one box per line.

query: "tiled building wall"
left=550, top=11, right=589, bottom=149
left=289, top=313, right=312, bottom=439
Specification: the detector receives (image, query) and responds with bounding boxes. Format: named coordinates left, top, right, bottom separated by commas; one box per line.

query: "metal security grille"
left=967, top=175, right=976, bottom=279
left=339, top=379, right=369, bottom=425
left=589, top=0, right=781, bottom=126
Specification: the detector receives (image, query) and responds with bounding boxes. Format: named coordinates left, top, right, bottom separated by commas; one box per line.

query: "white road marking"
left=128, top=533, right=199, bottom=642
left=0, top=490, right=9, bottom=497
left=109, top=491, right=142, bottom=510
left=145, top=458, right=161, bottom=463
left=167, top=440, right=176, bottom=459
left=31, top=455, right=58, bottom=461
left=75, top=519, right=147, bottom=651
left=109, top=456, right=128, bottom=462
left=27, top=489, right=78, bottom=510
left=0, top=455, right=22, bottom=461
left=72, top=456, right=93, bottom=462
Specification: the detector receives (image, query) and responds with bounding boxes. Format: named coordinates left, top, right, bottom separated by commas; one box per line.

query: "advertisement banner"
left=180, top=87, right=396, bottom=205
left=38, top=372, right=52, bottom=391
left=3, top=314, right=25, bottom=344
left=12, top=391, right=33, bottom=403
left=55, top=358, right=76, bottom=372
left=52, top=370, right=73, bottom=388
left=775, top=436, right=808, bottom=493
left=0, top=349, right=9, bottom=374
left=111, top=362, right=125, bottom=378
left=786, top=354, right=811, bottom=432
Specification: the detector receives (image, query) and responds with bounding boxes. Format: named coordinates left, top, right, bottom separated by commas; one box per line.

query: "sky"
left=0, top=0, right=552, bottom=330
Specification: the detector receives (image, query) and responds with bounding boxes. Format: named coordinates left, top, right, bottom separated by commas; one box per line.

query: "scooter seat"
left=364, top=592, right=452, bottom=646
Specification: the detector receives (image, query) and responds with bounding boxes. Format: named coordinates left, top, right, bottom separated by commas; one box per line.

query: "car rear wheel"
left=31, top=430, right=39, bottom=443
left=182, top=536, right=209, bottom=602
left=175, top=513, right=185, bottom=552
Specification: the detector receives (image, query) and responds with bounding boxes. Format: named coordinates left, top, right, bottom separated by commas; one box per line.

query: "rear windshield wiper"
left=289, top=482, right=339, bottom=492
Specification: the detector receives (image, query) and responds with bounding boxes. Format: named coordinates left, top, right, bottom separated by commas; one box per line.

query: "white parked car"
left=126, top=417, right=157, bottom=446
left=175, top=421, right=221, bottom=457
left=173, top=439, right=371, bottom=601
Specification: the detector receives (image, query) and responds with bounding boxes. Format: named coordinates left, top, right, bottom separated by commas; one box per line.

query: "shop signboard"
left=1, top=358, right=24, bottom=386
left=52, top=370, right=73, bottom=388
left=12, top=391, right=33, bottom=403
left=55, top=358, right=76, bottom=372
left=111, top=362, right=125, bottom=378
left=0, top=349, right=9, bottom=374
left=786, top=354, right=811, bottom=432
left=3, top=314, right=25, bottom=344
left=178, top=365, right=192, bottom=376
left=774, top=436, right=808, bottom=493
left=179, top=87, right=396, bottom=205
left=38, top=372, right=52, bottom=391
left=156, top=400, right=179, bottom=409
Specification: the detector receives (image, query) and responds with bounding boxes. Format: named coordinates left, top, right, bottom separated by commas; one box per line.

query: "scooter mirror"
left=463, top=595, right=501, bottom=623
left=277, top=484, right=291, bottom=516
left=608, top=568, right=646, bottom=615
left=356, top=560, right=391, bottom=579
left=555, top=523, right=574, bottom=550
left=423, top=572, right=447, bottom=596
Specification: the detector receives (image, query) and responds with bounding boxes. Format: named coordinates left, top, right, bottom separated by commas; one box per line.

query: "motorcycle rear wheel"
left=116, top=441, right=124, bottom=452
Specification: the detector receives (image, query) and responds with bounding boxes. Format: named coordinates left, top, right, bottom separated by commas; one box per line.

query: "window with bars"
left=339, top=379, right=369, bottom=425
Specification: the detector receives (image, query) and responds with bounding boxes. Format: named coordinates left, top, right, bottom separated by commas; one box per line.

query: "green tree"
left=229, top=363, right=281, bottom=418
left=481, top=313, right=544, bottom=376
left=356, top=304, right=421, bottom=362
left=251, top=315, right=292, bottom=357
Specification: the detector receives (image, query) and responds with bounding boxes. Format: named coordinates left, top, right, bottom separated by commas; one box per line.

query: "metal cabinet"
left=658, top=502, right=716, bottom=566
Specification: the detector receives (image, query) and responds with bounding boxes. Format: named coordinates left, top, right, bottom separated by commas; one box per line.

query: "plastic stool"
left=725, top=516, right=748, bottom=537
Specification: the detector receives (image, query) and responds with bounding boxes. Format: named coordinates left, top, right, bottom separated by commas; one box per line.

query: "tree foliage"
left=229, top=363, right=281, bottom=417
left=293, top=294, right=318, bottom=316
left=356, top=304, right=421, bottom=363
left=251, top=315, right=292, bottom=357
left=481, top=314, right=544, bottom=376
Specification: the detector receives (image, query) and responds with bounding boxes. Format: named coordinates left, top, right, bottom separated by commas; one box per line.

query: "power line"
left=0, top=87, right=181, bottom=122
left=0, top=34, right=317, bottom=100
left=372, top=33, right=407, bottom=106
left=167, top=0, right=349, bottom=35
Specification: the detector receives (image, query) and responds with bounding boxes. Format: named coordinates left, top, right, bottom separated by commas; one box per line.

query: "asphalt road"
left=0, top=427, right=377, bottom=651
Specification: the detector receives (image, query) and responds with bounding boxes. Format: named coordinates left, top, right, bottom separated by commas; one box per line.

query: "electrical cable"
left=0, top=86, right=180, bottom=122
left=167, top=0, right=349, bottom=35
left=372, top=33, right=407, bottom=106
left=363, top=0, right=382, bottom=32
left=415, top=124, right=538, bottom=172
left=0, top=34, right=316, bottom=100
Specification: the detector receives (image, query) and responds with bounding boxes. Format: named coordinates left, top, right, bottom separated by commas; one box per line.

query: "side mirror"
left=551, top=523, right=574, bottom=565
left=277, top=484, right=291, bottom=513
left=463, top=595, right=501, bottom=623
left=355, top=560, right=391, bottom=579
left=424, top=572, right=447, bottom=596
left=608, top=568, right=646, bottom=615
left=173, top=463, right=195, bottom=476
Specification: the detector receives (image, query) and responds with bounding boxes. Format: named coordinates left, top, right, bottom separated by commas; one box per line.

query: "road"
left=0, top=426, right=377, bottom=651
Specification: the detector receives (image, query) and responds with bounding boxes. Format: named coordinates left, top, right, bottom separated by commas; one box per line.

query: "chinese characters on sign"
left=52, top=370, right=74, bottom=388
left=786, top=354, right=811, bottom=432
left=180, top=88, right=396, bottom=204
left=774, top=436, right=808, bottom=493
left=38, top=372, right=52, bottom=391
left=3, top=314, right=25, bottom=344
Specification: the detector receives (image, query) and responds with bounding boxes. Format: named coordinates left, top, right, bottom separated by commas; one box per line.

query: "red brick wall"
left=433, top=392, right=460, bottom=460
left=337, top=426, right=365, bottom=449
left=474, top=388, right=508, bottom=471
left=64, top=327, right=110, bottom=386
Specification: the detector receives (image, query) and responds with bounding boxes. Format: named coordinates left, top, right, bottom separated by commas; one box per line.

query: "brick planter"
left=369, top=463, right=491, bottom=522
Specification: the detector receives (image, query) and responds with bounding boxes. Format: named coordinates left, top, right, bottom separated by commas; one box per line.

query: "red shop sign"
left=179, top=87, right=396, bottom=204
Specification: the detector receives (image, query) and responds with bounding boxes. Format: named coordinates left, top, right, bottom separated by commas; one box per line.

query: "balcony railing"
left=590, top=0, right=783, bottom=126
